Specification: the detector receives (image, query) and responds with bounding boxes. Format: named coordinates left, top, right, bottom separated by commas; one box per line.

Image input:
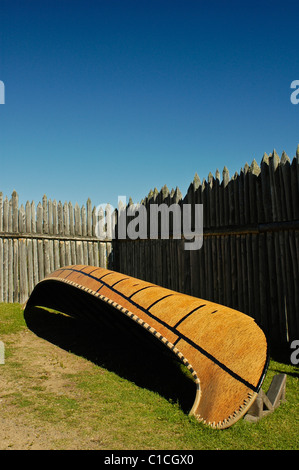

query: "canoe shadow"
left=23, top=304, right=196, bottom=415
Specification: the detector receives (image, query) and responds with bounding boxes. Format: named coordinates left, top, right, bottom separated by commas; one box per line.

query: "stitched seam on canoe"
left=173, top=305, right=206, bottom=328
left=111, top=278, right=130, bottom=287
left=129, top=285, right=156, bottom=299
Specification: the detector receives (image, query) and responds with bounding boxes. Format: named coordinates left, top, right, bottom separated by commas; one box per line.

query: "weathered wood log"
left=25, top=264, right=269, bottom=430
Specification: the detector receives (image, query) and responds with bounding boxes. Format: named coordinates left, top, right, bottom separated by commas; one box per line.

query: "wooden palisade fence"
left=0, top=146, right=298, bottom=344
left=0, top=193, right=112, bottom=305
left=114, top=147, right=299, bottom=345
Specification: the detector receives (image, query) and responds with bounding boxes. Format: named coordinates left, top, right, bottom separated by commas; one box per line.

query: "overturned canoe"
left=25, top=264, right=269, bottom=429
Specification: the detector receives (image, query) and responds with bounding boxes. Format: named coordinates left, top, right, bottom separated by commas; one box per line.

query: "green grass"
left=0, top=303, right=298, bottom=450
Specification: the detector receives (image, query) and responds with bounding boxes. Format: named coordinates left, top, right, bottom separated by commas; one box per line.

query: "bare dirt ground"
left=0, top=327, right=105, bottom=450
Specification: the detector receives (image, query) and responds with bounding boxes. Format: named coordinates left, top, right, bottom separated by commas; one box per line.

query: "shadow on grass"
left=24, top=305, right=196, bottom=415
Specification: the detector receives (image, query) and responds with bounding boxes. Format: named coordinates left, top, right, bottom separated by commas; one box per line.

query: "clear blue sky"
left=0, top=0, right=298, bottom=209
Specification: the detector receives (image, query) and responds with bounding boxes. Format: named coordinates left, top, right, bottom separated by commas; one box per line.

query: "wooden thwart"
left=244, top=373, right=286, bottom=422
